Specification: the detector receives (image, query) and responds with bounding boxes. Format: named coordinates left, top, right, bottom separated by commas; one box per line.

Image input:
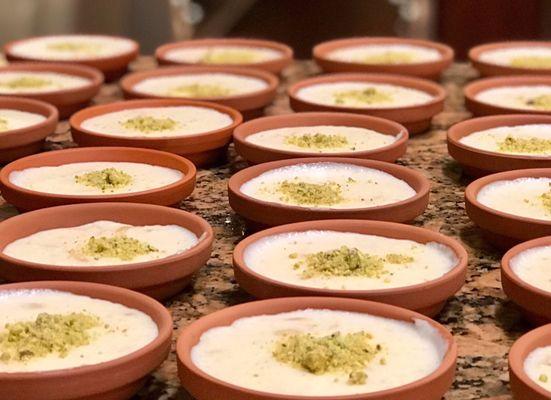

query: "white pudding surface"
left=80, top=106, right=234, bottom=138
left=2, top=220, right=199, bottom=266
left=243, top=230, right=458, bottom=290
left=510, top=245, right=551, bottom=293
left=475, top=86, right=551, bottom=112
left=0, top=289, right=158, bottom=372
left=163, top=45, right=282, bottom=64
left=525, top=345, right=551, bottom=392
left=0, top=109, right=46, bottom=132
left=245, top=125, right=398, bottom=154
left=191, top=309, right=447, bottom=396
left=0, top=71, right=91, bottom=94
left=479, top=47, right=551, bottom=69
left=476, top=177, right=551, bottom=221
left=327, top=44, right=441, bottom=64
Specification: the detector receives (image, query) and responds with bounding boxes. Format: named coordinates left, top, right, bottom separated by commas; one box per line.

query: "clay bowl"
left=155, top=37, right=293, bottom=75
left=233, top=219, right=467, bottom=317
left=177, top=296, right=457, bottom=400
left=469, top=41, right=551, bottom=77
left=288, top=73, right=445, bottom=135
left=70, top=99, right=242, bottom=167
left=464, top=75, right=551, bottom=117
left=0, top=147, right=196, bottom=212
left=447, top=114, right=551, bottom=176
left=233, top=112, right=408, bottom=164
left=4, top=34, right=139, bottom=81
left=120, top=65, right=278, bottom=120
left=0, top=280, right=172, bottom=400
left=0, top=96, right=58, bottom=164
left=465, top=168, right=551, bottom=249
left=313, top=37, right=454, bottom=79
left=228, top=157, right=430, bottom=231
left=0, top=202, right=214, bottom=300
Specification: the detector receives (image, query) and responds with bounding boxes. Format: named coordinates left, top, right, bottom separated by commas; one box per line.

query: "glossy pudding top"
left=0, top=71, right=90, bottom=94
left=525, top=345, right=551, bottom=393
left=478, top=47, right=551, bottom=70
left=475, top=85, right=551, bottom=112
left=510, top=245, right=551, bottom=293
left=0, top=109, right=47, bottom=132
left=163, top=45, right=283, bottom=65
left=326, top=44, right=442, bottom=65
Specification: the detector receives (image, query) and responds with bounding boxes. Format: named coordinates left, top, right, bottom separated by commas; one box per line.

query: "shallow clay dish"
left=228, top=157, right=430, bottom=231
left=0, top=202, right=213, bottom=300
left=447, top=114, right=551, bottom=176
left=465, top=168, right=551, bottom=249
left=233, top=112, right=408, bottom=164
left=0, top=280, right=172, bottom=400
left=233, top=219, right=467, bottom=316
left=313, top=37, right=454, bottom=79
left=509, top=324, right=551, bottom=400
left=70, top=99, right=242, bottom=167
left=0, top=96, right=58, bottom=163
left=288, top=73, right=445, bottom=134
left=0, top=63, right=103, bottom=119
left=0, top=147, right=196, bottom=211
left=120, top=65, right=278, bottom=120
left=177, top=296, right=457, bottom=400
left=155, top=37, right=293, bottom=74
left=4, top=34, right=139, bottom=81
left=469, top=41, right=551, bottom=77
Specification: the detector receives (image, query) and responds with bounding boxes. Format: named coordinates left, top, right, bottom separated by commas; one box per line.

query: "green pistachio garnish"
left=334, top=87, right=392, bottom=106
left=0, top=312, right=101, bottom=362
left=0, top=117, right=8, bottom=132
left=166, top=83, right=232, bottom=98
left=285, top=133, right=349, bottom=149
left=80, top=235, right=158, bottom=261
left=273, top=331, right=380, bottom=385
left=510, top=56, right=551, bottom=69
left=539, top=374, right=549, bottom=383
left=526, top=95, right=551, bottom=110
left=47, top=42, right=102, bottom=54
left=385, top=253, right=414, bottom=264
left=0, top=77, right=52, bottom=90
left=540, top=183, right=551, bottom=213
left=202, top=50, right=258, bottom=64
left=361, top=51, right=415, bottom=65
left=74, top=168, right=132, bottom=192
left=121, top=116, right=178, bottom=133
left=497, top=135, right=551, bottom=154
left=277, top=180, right=344, bottom=206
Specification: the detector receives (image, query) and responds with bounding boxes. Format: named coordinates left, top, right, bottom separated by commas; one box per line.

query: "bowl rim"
left=0, top=96, right=59, bottom=139
left=176, top=296, right=457, bottom=400
left=469, top=40, right=551, bottom=71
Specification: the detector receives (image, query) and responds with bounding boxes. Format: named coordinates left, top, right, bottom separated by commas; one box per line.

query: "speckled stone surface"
left=0, top=57, right=530, bottom=400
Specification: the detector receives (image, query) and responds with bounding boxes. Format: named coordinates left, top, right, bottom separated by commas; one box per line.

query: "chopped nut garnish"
left=497, top=135, right=551, bottom=154
left=276, top=180, right=344, bottom=206
left=47, top=42, right=102, bottom=54
left=510, top=56, right=551, bottom=69
left=361, top=51, right=414, bottom=65
left=285, top=133, right=349, bottom=149
left=540, top=183, right=551, bottom=213
left=121, top=116, right=178, bottom=132
left=385, top=253, right=414, bottom=264
left=334, top=87, right=392, bottom=106
left=202, top=49, right=258, bottom=64
left=166, top=83, right=232, bottom=98
left=526, top=95, right=551, bottom=110
left=74, top=168, right=132, bottom=192
left=0, top=77, right=52, bottom=89
left=80, top=235, right=158, bottom=261
left=540, top=374, right=549, bottom=383
left=0, top=117, right=8, bottom=132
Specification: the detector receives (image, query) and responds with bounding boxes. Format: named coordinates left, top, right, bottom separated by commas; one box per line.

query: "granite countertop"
left=0, top=58, right=527, bottom=400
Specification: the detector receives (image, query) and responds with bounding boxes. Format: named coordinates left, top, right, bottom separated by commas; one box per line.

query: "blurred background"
left=0, top=0, right=549, bottom=59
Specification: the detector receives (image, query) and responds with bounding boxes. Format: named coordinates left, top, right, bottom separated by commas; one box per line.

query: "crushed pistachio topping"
left=272, top=331, right=380, bottom=385
left=361, top=51, right=415, bottom=65
left=497, top=135, right=551, bottom=154
left=0, top=77, right=52, bottom=90
left=334, top=87, right=392, bottom=106
left=80, top=235, right=158, bottom=261
left=276, top=180, right=344, bottom=206
left=202, top=50, right=258, bottom=64
left=510, top=56, right=551, bottom=69
left=46, top=42, right=102, bottom=54
left=285, top=133, right=349, bottom=149
left=121, top=116, right=178, bottom=132
left=385, top=253, right=414, bottom=264
left=0, top=312, right=101, bottom=362
left=0, top=117, right=8, bottom=132
left=539, top=374, right=549, bottom=383
left=166, top=83, right=232, bottom=98
left=540, top=183, right=551, bottom=213
left=526, top=95, right=551, bottom=110
left=74, top=168, right=132, bottom=192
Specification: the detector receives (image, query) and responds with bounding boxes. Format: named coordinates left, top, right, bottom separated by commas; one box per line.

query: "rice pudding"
left=8, top=35, right=136, bottom=61
left=295, top=82, right=433, bottom=109
left=524, top=345, right=551, bottom=392
left=476, top=177, right=551, bottom=221
left=191, top=309, right=447, bottom=396
left=459, top=124, right=551, bottom=156
left=9, top=161, right=183, bottom=195
left=475, top=86, right=551, bottom=112
left=0, top=109, right=46, bottom=132
left=510, top=245, right=551, bottom=293
left=80, top=106, right=233, bottom=138
left=2, top=220, right=199, bottom=266
left=0, top=289, right=157, bottom=372
left=327, top=44, right=441, bottom=65
left=132, top=73, right=268, bottom=99
left=245, top=125, right=398, bottom=154
left=0, top=71, right=90, bottom=94
left=479, top=47, right=551, bottom=70
left=240, top=162, right=416, bottom=209
left=163, top=45, right=282, bottom=65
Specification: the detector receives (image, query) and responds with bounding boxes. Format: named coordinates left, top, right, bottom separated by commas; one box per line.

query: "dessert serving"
left=509, top=244, right=551, bottom=294
left=524, top=345, right=551, bottom=393
left=0, top=71, right=91, bottom=94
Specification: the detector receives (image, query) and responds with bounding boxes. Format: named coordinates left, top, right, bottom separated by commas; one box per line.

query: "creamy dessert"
left=2, top=220, right=199, bottom=266
left=0, top=289, right=157, bottom=372
left=243, top=230, right=457, bottom=290
left=0, top=109, right=46, bottom=132
left=524, top=345, right=551, bottom=392
left=8, top=35, right=136, bottom=61
left=476, top=177, right=551, bottom=221
left=327, top=44, right=441, bottom=65
left=459, top=124, right=551, bottom=156
left=240, top=162, right=416, bottom=209
left=9, top=161, right=183, bottom=195
left=163, top=45, right=282, bottom=65
left=510, top=245, right=551, bottom=293
left=191, top=309, right=447, bottom=396
left=132, top=73, right=268, bottom=99
left=245, top=125, right=398, bottom=154
left=479, top=47, right=551, bottom=70
left=295, top=82, right=433, bottom=109
left=80, top=106, right=233, bottom=138
left=0, top=72, right=90, bottom=94
left=475, top=86, right=551, bottom=112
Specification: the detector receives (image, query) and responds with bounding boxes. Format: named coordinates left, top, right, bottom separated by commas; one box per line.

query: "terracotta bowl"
left=0, top=63, right=103, bottom=119
left=155, top=37, right=293, bottom=74
left=228, top=157, right=430, bottom=231
left=447, top=114, right=551, bottom=176
left=469, top=41, right=551, bottom=77
left=288, top=73, right=445, bottom=135
left=0, top=96, right=58, bottom=164
left=233, top=219, right=467, bottom=317
left=70, top=99, right=242, bottom=167
left=465, top=168, right=551, bottom=249
left=177, top=296, right=457, bottom=400
left=0, top=202, right=214, bottom=300
left=313, top=37, right=454, bottom=79
left=233, top=112, right=408, bottom=164
left=0, top=147, right=196, bottom=212
left=464, top=75, right=551, bottom=117
left=120, top=65, right=279, bottom=120
left=4, top=34, right=139, bottom=81
left=0, top=280, right=172, bottom=400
